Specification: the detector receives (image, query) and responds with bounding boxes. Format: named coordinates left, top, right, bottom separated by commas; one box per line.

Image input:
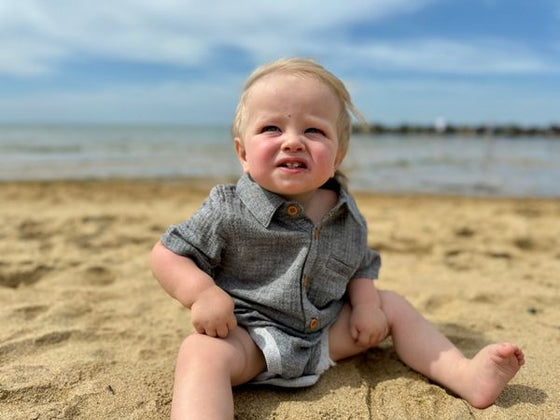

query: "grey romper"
left=161, top=173, right=380, bottom=387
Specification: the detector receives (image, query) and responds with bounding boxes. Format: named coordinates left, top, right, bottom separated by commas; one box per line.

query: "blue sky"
left=1, top=0, right=559, bottom=126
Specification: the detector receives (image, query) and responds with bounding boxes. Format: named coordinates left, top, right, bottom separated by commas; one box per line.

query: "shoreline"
left=1, top=178, right=558, bottom=419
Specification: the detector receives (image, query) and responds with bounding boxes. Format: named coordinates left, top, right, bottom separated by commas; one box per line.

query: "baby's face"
left=235, top=73, right=342, bottom=202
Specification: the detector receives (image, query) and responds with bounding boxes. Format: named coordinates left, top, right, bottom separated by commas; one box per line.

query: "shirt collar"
left=236, top=173, right=361, bottom=227
left=237, top=174, right=286, bottom=227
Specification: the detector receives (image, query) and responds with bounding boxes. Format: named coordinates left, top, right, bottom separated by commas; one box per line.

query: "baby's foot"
left=463, top=343, right=525, bottom=408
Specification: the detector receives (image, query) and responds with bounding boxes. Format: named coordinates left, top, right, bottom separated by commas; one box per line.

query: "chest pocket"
left=306, top=254, right=357, bottom=308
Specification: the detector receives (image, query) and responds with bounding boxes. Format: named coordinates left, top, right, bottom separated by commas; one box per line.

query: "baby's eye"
left=261, top=125, right=280, bottom=133
left=305, top=127, right=326, bottom=136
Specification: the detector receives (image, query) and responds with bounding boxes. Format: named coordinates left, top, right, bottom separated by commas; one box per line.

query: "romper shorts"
left=246, top=324, right=335, bottom=388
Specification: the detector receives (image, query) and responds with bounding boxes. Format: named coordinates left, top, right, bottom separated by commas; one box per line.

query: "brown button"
left=309, top=318, right=319, bottom=330
left=313, top=227, right=320, bottom=240
left=302, top=275, right=310, bottom=289
left=287, top=205, right=299, bottom=216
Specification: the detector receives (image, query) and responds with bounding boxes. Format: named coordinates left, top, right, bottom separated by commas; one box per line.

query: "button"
left=302, top=275, right=310, bottom=289
left=309, top=317, right=319, bottom=330
left=287, top=205, right=299, bottom=216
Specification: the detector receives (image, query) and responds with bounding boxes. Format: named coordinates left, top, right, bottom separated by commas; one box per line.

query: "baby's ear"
left=234, top=138, right=250, bottom=173
left=334, top=149, right=346, bottom=173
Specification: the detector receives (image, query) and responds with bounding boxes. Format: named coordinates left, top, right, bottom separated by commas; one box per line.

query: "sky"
left=0, top=0, right=559, bottom=126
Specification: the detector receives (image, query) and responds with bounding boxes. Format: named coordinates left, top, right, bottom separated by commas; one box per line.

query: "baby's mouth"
left=277, top=157, right=308, bottom=169
left=280, top=162, right=307, bottom=169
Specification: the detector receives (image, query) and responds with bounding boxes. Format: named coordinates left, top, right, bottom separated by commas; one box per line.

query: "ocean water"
left=0, top=124, right=558, bottom=198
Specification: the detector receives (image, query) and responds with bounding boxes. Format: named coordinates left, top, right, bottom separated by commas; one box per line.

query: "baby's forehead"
left=253, top=71, right=325, bottom=89
left=248, top=72, right=341, bottom=105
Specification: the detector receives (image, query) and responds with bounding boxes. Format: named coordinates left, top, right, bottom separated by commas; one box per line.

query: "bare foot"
left=462, top=343, right=525, bottom=409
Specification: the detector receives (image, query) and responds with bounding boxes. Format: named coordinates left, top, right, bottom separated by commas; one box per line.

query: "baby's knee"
left=379, top=290, right=406, bottom=307
left=177, top=333, right=232, bottom=368
left=379, top=290, right=414, bottom=319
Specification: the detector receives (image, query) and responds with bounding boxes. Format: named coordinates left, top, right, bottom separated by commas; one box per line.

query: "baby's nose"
left=281, top=133, right=304, bottom=151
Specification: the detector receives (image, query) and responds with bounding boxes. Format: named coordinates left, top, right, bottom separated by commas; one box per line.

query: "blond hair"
left=231, top=58, right=366, bottom=187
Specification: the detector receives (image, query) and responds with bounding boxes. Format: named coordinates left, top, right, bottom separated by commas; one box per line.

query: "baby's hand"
left=190, top=285, right=237, bottom=338
left=350, top=303, right=389, bottom=348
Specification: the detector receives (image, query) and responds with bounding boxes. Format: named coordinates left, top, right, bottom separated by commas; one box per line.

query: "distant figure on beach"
left=151, top=58, right=524, bottom=419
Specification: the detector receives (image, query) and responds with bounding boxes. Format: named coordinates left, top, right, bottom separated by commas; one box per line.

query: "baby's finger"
left=353, top=329, right=364, bottom=346
left=205, top=326, right=218, bottom=337
left=351, top=325, right=359, bottom=341
left=358, top=333, right=371, bottom=348
left=192, top=321, right=206, bottom=335
left=216, top=324, right=230, bottom=338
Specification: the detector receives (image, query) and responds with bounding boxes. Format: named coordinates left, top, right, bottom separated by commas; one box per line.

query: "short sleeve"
left=160, top=186, right=228, bottom=277
left=353, top=247, right=381, bottom=280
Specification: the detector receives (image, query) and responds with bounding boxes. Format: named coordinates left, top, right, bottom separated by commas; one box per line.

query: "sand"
left=0, top=178, right=558, bottom=419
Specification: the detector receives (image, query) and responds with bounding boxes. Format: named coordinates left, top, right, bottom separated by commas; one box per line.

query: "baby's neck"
left=298, top=188, right=338, bottom=225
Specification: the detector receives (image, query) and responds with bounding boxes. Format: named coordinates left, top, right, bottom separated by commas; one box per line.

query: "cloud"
left=0, top=0, right=437, bottom=76
left=0, top=36, right=66, bottom=76
left=1, top=0, right=555, bottom=79
left=347, top=38, right=553, bottom=75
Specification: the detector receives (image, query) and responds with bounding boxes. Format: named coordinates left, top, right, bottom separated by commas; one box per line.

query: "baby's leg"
left=380, top=291, right=524, bottom=408
left=171, top=327, right=266, bottom=420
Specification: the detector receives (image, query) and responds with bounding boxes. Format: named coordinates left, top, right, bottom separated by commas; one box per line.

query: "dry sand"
left=0, top=178, right=558, bottom=419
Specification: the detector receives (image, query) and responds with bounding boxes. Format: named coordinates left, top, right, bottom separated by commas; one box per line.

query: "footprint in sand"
left=513, top=236, right=536, bottom=251
left=17, top=219, right=49, bottom=240
left=468, top=293, right=500, bottom=305
left=82, top=265, right=116, bottom=286
left=454, top=226, right=476, bottom=238
left=0, top=330, right=74, bottom=362
left=443, top=249, right=474, bottom=271
left=13, top=304, right=50, bottom=321
left=0, top=264, right=51, bottom=288
left=0, top=365, right=64, bottom=412
left=34, top=330, right=73, bottom=345
left=420, top=294, right=456, bottom=314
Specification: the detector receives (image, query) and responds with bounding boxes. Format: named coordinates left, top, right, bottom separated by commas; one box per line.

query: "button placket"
left=313, top=227, right=320, bottom=240
left=302, top=275, right=310, bottom=290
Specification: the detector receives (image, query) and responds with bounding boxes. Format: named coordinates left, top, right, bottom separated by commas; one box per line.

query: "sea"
left=0, top=124, right=558, bottom=198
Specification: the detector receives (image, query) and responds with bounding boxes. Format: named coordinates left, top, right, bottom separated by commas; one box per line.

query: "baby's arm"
left=347, top=278, right=389, bottom=348
left=151, top=241, right=237, bottom=338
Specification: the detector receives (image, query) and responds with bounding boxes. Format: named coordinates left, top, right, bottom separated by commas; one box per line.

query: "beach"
left=0, top=178, right=558, bottom=419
